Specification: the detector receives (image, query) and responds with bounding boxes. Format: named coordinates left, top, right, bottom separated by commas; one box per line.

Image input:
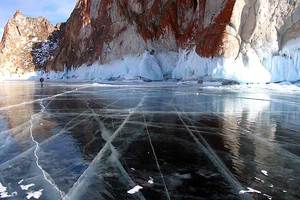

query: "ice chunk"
left=127, top=185, right=143, bottom=194
left=138, top=52, right=163, bottom=81
left=0, top=192, right=11, bottom=198
left=156, top=51, right=178, bottom=77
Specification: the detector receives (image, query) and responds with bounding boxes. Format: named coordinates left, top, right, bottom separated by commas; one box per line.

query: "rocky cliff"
left=49, top=0, right=239, bottom=71
left=0, top=11, right=63, bottom=78
left=49, top=0, right=300, bottom=70
left=1, top=0, right=300, bottom=82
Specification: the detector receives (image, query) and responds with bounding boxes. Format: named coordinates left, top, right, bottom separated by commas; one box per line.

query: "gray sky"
left=0, top=0, right=76, bottom=36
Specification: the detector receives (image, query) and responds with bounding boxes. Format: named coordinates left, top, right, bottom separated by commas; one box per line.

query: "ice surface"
left=0, top=81, right=299, bottom=200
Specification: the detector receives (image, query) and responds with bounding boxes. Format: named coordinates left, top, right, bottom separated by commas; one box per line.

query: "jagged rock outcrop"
left=0, top=11, right=62, bottom=77
left=236, top=0, right=300, bottom=59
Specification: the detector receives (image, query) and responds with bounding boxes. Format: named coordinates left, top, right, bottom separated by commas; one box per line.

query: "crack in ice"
left=0, top=85, right=88, bottom=112
left=86, top=97, right=147, bottom=200
left=0, top=111, right=90, bottom=170
left=110, top=147, right=146, bottom=200
left=29, top=102, right=65, bottom=199
left=176, top=110, right=253, bottom=200
left=143, top=114, right=171, bottom=200
left=64, top=96, right=146, bottom=200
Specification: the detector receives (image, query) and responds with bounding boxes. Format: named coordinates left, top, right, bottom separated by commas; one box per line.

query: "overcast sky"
left=0, top=0, right=76, bottom=36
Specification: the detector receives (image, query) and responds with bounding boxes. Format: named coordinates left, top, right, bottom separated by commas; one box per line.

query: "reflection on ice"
left=0, top=81, right=299, bottom=200
left=222, top=93, right=271, bottom=121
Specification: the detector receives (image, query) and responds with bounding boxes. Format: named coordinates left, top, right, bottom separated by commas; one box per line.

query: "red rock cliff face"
left=49, top=0, right=237, bottom=71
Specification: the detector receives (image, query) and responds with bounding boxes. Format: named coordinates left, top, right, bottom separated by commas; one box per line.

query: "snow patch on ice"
left=26, top=189, right=43, bottom=199
left=261, top=170, right=268, bottom=176
left=147, top=177, right=154, bottom=184
left=127, top=185, right=143, bottom=194
left=0, top=183, right=6, bottom=194
left=1, top=192, right=17, bottom=198
left=239, top=187, right=261, bottom=194
left=0, top=182, right=17, bottom=198
left=263, top=193, right=272, bottom=200
left=20, top=184, right=35, bottom=191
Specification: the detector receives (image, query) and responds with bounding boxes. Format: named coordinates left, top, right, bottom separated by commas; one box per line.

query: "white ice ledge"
left=2, top=38, right=300, bottom=84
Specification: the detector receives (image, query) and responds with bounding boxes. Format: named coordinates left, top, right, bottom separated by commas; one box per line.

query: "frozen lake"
left=0, top=81, right=299, bottom=200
